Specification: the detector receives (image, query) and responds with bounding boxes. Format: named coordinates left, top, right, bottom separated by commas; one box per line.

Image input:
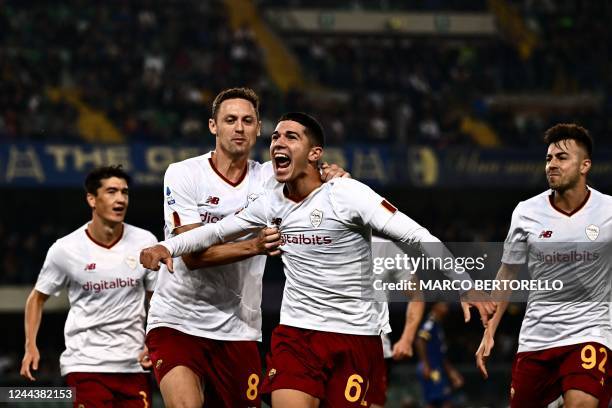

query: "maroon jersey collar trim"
left=283, top=184, right=323, bottom=203
left=208, top=154, right=248, bottom=187
left=548, top=189, right=591, bottom=217
left=85, top=225, right=124, bottom=249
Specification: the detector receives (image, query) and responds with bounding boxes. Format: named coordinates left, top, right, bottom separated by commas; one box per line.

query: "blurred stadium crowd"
left=1, top=0, right=611, bottom=146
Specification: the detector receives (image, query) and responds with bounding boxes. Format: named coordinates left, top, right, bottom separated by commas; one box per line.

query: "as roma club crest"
left=125, top=256, right=138, bottom=269
left=310, top=209, right=323, bottom=228
left=585, top=224, right=599, bottom=241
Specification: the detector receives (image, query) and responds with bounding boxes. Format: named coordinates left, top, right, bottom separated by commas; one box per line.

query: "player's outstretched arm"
left=21, top=289, right=49, bottom=381
left=329, top=179, right=497, bottom=324
left=141, top=201, right=271, bottom=271
left=475, top=262, right=520, bottom=379
left=178, top=226, right=281, bottom=270
left=380, top=211, right=497, bottom=325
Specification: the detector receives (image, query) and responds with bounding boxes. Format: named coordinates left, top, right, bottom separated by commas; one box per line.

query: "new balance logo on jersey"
left=84, top=263, right=96, bottom=271
left=538, top=230, right=553, bottom=238
left=206, top=196, right=220, bottom=205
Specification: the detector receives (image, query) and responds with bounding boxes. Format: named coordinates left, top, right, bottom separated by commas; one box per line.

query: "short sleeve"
left=329, top=178, right=397, bottom=230
left=501, top=203, right=529, bottom=264
left=164, top=162, right=201, bottom=233
left=35, top=242, right=69, bottom=297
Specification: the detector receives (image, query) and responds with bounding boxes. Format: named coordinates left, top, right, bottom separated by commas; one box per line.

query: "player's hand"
left=447, top=367, right=464, bottom=389
left=20, top=346, right=40, bottom=381
left=460, top=289, right=496, bottom=326
left=255, top=227, right=282, bottom=256
left=391, top=336, right=414, bottom=360
left=138, top=346, right=152, bottom=369
left=320, top=162, right=351, bottom=181
left=140, top=244, right=174, bottom=273
left=475, top=328, right=495, bottom=379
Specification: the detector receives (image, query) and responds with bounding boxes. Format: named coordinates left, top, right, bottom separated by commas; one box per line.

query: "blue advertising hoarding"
left=1, top=143, right=611, bottom=188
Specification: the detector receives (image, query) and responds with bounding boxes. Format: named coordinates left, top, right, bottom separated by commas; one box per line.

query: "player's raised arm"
left=330, top=177, right=496, bottom=324
left=384, top=212, right=496, bottom=324
left=21, top=289, right=49, bottom=381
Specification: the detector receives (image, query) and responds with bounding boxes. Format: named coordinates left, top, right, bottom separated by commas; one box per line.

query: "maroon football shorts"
left=146, top=326, right=262, bottom=407
left=510, top=342, right=610, bottom=408
left=260, top=324, right=386, bottom=407
left=600, top=360, right=612, bottom=408
left=65, top=372, right=151, bottom=408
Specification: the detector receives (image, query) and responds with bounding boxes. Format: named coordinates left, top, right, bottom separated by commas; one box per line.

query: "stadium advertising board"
left=1, top=143, right=612, bottom=187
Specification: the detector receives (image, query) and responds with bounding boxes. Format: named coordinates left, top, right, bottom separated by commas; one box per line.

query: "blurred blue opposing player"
left=415, top=303, right=464, bottom=408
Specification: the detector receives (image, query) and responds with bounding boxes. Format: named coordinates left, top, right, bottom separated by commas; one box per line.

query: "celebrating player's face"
left=87, top=176, right=129, bottom=225
left=270, top=120, right=321, bottom=183
left=209, top=98, right=260, bottom=158
left=545, top=139, right=590, bottom=192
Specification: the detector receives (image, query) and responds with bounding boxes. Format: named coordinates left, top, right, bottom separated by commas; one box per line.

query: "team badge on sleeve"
left=585, top=224, right=600, bottom=241
left=310, top=209, right=323, bottom=228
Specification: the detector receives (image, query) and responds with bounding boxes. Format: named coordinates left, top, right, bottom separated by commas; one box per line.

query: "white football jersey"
left=34, top=223, right=157, bottom=376
left=502, top=188, right=612, bottom=352
left=372, top=236, right=415, bottom=358
left=147, top=151, right=273, bottom=341
left=233, top=178, right=406, bottom=336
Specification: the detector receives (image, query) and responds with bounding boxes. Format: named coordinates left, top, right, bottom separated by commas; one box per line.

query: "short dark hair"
left=211, top=87, right=260, bottom=120
left=278, top=112, right=325, bottom=147
left=84, top=165, right=131, bottom=195
left=544, top=123, right=593, bottom=158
